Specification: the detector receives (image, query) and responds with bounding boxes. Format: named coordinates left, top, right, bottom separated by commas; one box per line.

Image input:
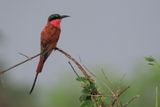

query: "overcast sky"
left=0, top=0, right=160, bottom=88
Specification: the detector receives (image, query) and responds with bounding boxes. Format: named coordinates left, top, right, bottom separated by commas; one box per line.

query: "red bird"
left=30, top=14, right=69, bottom=94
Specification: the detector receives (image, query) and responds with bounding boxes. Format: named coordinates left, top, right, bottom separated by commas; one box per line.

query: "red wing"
left=40, top=23, right=61, bottom=60
left=40, top=24, right=57, bottom=53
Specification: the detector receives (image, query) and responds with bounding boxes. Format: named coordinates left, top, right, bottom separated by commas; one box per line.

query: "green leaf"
left=76, top=77, right=86, bottom=82
left=82, top=88, right=90, bottom=94
left=80, top=100, right=94, bottom=107
left=148, top=62, right=154, bottom=66
left=145, top=56, right=155, bottom=62
left=79, top=94, right=92, bottom=102
left=79, top=95, right=87, bottom=102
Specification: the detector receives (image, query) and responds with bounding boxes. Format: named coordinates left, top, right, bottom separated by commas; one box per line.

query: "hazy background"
left=0, top=1, right=160, bottom=105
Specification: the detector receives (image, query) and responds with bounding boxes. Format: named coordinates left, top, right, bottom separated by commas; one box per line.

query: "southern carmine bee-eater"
left=29, top=14, right=69, bottom=94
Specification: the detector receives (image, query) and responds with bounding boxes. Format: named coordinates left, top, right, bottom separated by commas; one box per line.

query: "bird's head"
left=48, top=14, right=69, bottom=27
left=48, top=14, right=69, bottom=21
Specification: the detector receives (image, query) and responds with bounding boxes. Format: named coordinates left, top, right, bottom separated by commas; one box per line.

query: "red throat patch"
left=49, top=19, right=61, bottom=28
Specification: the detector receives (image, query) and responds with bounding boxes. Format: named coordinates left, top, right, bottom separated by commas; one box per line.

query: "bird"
left=29, top=14, right=69, bottom=94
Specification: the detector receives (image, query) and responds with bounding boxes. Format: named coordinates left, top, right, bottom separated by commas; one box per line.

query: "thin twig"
left=68, top=61, right=80, bottom=78
left=0, top=46, right=52, bottom=75
left=78, top=56, right=96, bottom=77
left=156, top=86, right=158, bottom=107
left=55, top=47, right=90, bottom=78
left=82, top=64, right=96, bottom=77
left=101, top=69, right=113, bottom=86
left=78, top=56, right=82, bottom=63
left=18, top=52, right=29, bottom=58
left=110, top=86, right=130, bottom=106
left=99, top=70, right=115, bottom=96
left=0, top=52, right=41, bottom=75
left=123, top=95, right=140, bottom=107
left=0, top=47, right=91, bottom=78
left=101, top=80, right=115, bottom=96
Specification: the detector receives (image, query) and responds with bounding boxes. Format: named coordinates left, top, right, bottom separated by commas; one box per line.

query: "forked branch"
left=0, top=47, right=91, bottom=79
left=55, top=47, right=91, bottom=78
left=0, top=52, right=41, bottom=75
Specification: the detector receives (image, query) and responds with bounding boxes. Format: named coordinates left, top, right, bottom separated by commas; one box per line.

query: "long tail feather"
left=29, top=56, right=45, bottom=94
left=29, top=72, right=39, bottom=94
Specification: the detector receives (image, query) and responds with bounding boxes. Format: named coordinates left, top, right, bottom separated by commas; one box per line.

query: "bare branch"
left=68, top=61, right=80, bottom=78
left=0, top=52, right=41, bottom=75
left=110, top=86, right=130, bottom=107
left=101, top=69, right=113, bottom=86
left=82, top=64, right=96, bottom=77
left=18, top=52, right=29, bottom=58
left=0, top=47, right=91, bottom=78
left=55, top=47, right=91, bottom=78
left=123, top=95, right=140, bottom=107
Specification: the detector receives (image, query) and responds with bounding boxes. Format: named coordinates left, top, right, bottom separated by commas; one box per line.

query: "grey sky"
left=0, top=0, right=160, bottom=87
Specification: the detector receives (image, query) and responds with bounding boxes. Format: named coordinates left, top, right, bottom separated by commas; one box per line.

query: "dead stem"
left=123, top=95, right=140, bottom=107
left=68, top=61, right=80, bottom=78
left=55, top=47, right=91, bottom=78
left=0, top=52, right=41, bottom=75
left=110, top=86, right=130, bottom=107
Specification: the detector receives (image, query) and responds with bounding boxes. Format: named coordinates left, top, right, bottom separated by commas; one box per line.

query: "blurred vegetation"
left=1, top=61, right=160, bottom=107
left=47, top=61, right=160, bottom=107
left=0, top=84, right=38, bottom=107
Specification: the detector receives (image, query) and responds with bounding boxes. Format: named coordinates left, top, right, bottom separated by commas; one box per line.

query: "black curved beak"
left=61, top=15, right=70, bottom=19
